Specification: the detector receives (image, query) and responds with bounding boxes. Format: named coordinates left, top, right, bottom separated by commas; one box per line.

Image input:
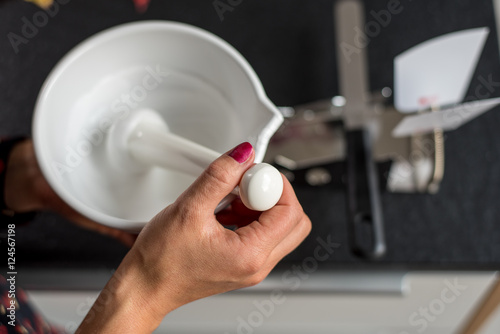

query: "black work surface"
left=1, top=0, right=500, bottom=271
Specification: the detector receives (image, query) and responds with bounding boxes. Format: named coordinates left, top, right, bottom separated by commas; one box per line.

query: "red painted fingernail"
left=229, top=142, right=253, bottom=164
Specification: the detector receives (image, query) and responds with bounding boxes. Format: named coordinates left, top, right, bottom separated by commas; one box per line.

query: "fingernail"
left=229, top=142, right=253, bottom=164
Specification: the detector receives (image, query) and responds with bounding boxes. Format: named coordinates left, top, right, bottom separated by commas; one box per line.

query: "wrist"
left=115, top=250, right=175, bottom=326
left=78, top=249, right=178, bottom=333
left=119, top=246, right=185, bottom=319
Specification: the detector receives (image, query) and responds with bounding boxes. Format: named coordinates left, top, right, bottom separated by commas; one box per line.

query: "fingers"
left=235, top=175, right=303, bottom=251
left=263, top=213, right=312, bottom=271
left=176, top=142, right=255, bottom=214
left=237, top=211, right=311, bottom=287
left=231, top=196, right=311, bottom=288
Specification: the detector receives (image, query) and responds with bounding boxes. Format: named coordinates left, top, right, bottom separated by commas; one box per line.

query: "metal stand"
left=265, top=0, right=445, bottom=259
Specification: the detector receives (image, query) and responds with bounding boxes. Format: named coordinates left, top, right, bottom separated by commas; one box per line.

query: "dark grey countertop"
left=1, top=0, right=500, bottom=272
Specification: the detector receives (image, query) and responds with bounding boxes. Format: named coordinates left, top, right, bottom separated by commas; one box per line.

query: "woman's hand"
left=77, top=142, right=312, bottom=333
left=3, top=139, right=136, bottom=247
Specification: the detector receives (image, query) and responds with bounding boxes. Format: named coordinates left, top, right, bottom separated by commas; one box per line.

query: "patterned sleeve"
left=0, top=275, right=62, bottom=334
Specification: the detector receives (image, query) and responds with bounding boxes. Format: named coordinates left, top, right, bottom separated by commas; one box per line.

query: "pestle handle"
left=126, top=110, right=283, bottom=211
left=129, top=120, right=220, bottom=177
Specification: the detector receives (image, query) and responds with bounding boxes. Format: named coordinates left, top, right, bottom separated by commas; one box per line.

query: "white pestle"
left=112, top=109, right=283, bottom=212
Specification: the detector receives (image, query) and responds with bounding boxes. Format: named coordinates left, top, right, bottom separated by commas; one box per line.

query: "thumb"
left=176, top=142, right=255, bottom=213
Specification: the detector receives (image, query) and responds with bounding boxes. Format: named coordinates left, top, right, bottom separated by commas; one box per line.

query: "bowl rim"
left=32, top=20, right=283, bottom=231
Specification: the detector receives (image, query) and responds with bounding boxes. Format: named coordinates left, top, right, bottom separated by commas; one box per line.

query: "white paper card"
left=394, top=28, right=489, bottom=113
left=392, top=97, right=500, bottom=137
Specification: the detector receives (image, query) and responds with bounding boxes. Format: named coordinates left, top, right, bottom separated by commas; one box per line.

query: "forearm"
left=76, top=252, right=168, bottom=333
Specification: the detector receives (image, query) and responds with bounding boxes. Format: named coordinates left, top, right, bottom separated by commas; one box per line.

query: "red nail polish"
left=229, top=142, right=253, bottom=163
